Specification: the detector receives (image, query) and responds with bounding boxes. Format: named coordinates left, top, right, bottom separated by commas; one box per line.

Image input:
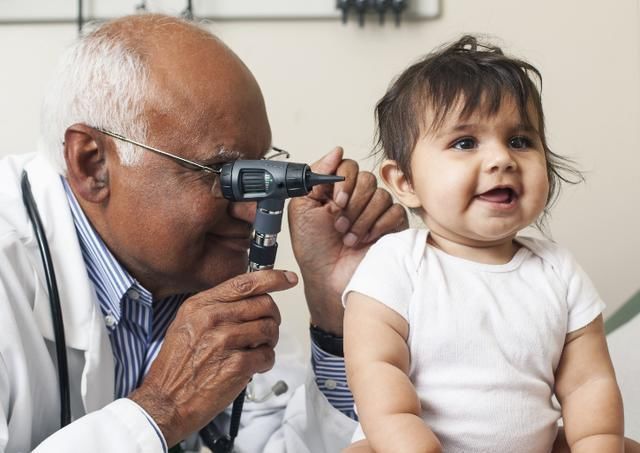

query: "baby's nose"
left=485, top=146, right=517, bottom=172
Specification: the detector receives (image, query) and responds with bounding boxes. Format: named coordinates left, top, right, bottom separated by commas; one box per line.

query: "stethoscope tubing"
left=21, top=171, right=71, bottom=428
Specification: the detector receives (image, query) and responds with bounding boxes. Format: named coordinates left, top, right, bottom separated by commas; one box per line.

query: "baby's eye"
left=509, top=136, right=532, bottom=149
left=452, top=137, right=476, bottom=150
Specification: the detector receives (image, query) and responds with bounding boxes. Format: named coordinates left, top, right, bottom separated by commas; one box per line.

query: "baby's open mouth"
left=477, top=188, right=517, bottom=204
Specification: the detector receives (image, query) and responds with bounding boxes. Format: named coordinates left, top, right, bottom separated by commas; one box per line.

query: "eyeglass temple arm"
left=266, top=147, right=290, bottom=160
left=93, top=127, right=221, bottom=174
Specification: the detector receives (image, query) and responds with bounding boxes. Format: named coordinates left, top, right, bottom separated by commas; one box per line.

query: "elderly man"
left=0, top=14, right=407, bottom=453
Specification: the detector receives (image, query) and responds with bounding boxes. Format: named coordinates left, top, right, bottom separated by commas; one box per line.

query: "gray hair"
left=39, top=14, right=217, bottom=174
left=40, top=24, right=150, bottom=173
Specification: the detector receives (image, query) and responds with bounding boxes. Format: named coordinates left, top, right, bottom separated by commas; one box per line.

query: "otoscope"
left=199, top=158, right=344, bottom=453
left=220, top=159, right=344, bottom=270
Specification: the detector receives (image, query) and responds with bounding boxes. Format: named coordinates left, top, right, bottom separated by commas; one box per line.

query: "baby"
left=343, top=36, right=624, bottom=453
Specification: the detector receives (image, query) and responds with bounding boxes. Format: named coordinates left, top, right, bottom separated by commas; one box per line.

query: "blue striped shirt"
left=62, top=177, right=355, bottom=422
left=311, top=342, right=357, bottom=419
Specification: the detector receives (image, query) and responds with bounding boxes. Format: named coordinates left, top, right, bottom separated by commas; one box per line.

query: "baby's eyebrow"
left=430, top=123, right=478, bottom=138
left=510, top=122, right=540, bottom=134
left=430, top=121, right=540, bottom=140
left=449, top=123, right=477, bottom=132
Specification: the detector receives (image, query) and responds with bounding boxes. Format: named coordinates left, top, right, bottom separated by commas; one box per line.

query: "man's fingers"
left=331, top=159, right=359, bottom=208
left=195, top=331, right=278, bottom=382
left=341, top=171, right=379, bottom=221
left=201, top=295, right=282, bottom=328
left=228, top=318, right=280, bottom=350
left=361, top=203, right=408, bottom=244
left=202, top=316, right=281, bottom=351
left=232, top=346, right=278, bottom=375
left=309, top=146, right=344, bottom=175
left=304, top=147, right=346, bottom=203
left=307, top=155, right=359, bottom=206
left=198, top=269, right=298, bottom=303
left=344, top=188, right=394, bottom=244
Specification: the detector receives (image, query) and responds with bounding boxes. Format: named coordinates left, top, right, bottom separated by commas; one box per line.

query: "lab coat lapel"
left=25, top=155, right=94, bottom=350
left=25, top=155, right=115, bottom=412
left=82, top=302, right=116, bottom=412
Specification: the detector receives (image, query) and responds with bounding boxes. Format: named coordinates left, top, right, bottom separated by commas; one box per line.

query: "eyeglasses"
left=93, top=127, right=290, bottom=196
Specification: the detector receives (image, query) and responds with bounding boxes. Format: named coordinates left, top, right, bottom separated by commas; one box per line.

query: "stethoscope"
left=21, top=171, right=71, bottom=428
left=20, top=170, right=288, bottom=440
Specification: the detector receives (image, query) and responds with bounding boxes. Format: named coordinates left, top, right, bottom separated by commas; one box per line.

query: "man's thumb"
left=310, top=146, right=344, bottom=175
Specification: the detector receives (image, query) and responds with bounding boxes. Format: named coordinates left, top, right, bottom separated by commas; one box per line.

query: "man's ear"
left=64, top=124, right=110, bottom=203
left=379, top=159, right=421, bottom=208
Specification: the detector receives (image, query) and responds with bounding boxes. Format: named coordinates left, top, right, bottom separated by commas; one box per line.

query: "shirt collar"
left=61, top=177, right=152, bottom=324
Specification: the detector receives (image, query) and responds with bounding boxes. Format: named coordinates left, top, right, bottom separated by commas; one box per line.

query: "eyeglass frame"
left=93, top=127, right=290, bottom=176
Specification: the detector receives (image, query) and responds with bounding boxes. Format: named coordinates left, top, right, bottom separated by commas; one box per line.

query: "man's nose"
left=228, top=200, right=257, bottom=224
left=484, top=144, right=517, bottom=173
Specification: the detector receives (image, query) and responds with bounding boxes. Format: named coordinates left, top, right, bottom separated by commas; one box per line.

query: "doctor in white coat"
left=0, top=14, right=406, bottom=453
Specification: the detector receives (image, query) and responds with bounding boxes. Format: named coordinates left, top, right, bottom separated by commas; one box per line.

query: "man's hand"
left=129, top=270, right=298, bottom=447
left=288, top=147, right=408, bottom=335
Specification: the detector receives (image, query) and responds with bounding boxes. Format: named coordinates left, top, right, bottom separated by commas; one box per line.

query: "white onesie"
left=343, top=229, right=605, bottom=453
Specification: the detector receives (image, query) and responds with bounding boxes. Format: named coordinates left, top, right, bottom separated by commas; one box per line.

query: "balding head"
left=91, top=13, right=220, bottom=51
left=41, top=14, right=267, bottom=173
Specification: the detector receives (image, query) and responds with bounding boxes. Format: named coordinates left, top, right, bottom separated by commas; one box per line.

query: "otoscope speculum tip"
left=305, top=172, right=345, bottom=190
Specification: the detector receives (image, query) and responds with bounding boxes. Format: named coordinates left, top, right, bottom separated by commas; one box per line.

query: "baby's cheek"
left=534, top=172, right=550, bottom=206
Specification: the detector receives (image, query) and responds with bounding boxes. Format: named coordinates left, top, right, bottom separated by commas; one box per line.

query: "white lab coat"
left=0, top=153, right=356, bottom=453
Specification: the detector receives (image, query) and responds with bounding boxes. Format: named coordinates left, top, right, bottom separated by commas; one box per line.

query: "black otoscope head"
left=218, top=159, right=344, bottom=271
left=219, top=159, right=344, bottom=202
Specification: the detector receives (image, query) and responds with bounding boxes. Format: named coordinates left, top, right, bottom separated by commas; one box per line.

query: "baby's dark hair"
left=374, top=35, right=583, bottom=226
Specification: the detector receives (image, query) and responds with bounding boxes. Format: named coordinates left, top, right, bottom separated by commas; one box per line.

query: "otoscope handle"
left=249, top=198, right=285, bottom=271
left=253, top=198, right=285, bottom=235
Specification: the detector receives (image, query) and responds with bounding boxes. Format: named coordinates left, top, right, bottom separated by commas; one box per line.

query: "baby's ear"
left=379, top=159, right=421, bottom=208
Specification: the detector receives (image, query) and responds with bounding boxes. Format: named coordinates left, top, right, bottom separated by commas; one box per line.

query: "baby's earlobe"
left=379, top=160, right=421, bottom=208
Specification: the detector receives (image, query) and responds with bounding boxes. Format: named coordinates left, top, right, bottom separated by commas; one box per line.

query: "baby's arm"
left=554, top=314, right=624, bottom=452
left=344, top=292, right=441, bottom=453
